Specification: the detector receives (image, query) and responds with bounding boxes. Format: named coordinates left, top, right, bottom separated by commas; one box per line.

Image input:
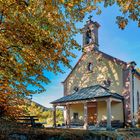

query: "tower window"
left=87, top=63, right=93, bottom=71
left=85, top=28, right=92, bottom=44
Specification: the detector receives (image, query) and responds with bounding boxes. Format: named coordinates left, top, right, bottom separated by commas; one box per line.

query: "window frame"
left=73, top=112, right=78, bottom=120
left=87, top=62, right=93, bottom=72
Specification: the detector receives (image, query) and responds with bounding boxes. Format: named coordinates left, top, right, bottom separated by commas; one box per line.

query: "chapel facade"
left=51, top=19, right=140, bottom=129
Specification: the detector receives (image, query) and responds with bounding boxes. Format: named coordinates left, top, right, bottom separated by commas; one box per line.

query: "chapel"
left=51, top=18, right=140, bottom=129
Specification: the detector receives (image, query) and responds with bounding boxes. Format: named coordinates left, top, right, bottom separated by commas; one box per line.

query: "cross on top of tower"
left=88, top=15, right=93, bottom=21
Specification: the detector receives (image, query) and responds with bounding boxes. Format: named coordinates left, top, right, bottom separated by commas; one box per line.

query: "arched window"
left=87, top=62, right=93, bottom=71
left=85, top=28, right=92, bottom=45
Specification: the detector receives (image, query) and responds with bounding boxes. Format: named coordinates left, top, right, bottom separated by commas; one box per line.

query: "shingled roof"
left=51, top=85, right=123, bottom=104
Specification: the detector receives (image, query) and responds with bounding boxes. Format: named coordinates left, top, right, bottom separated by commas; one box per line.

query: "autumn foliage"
left=0, top=0, right=139, bottom=117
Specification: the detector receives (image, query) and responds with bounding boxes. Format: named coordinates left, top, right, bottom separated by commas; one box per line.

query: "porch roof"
left=51, top=85, right=123, bottom=104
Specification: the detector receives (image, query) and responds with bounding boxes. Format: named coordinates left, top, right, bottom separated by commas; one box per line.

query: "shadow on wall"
left=66, top=51, right=123, bottom=95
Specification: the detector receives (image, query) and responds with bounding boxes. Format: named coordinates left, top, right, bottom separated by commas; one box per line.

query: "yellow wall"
left=134, top=76, right=140, bottom=114
left=97, top=101, right=124, bottom=122
left=65, top=50, right=124, bottom=96
left=111, top=101, right=124, bottom=122
left=97, top=101, right=107, bottom=122
left=69, top=101, right=124, bottom=123
left=70, top=104, right=84, bottom=121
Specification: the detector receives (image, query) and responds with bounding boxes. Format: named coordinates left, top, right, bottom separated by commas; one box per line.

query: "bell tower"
left=82, top=16, right=100, bottom=52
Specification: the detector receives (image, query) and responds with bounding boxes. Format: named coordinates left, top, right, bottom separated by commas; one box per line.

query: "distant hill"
left=24, top=98, right=49, bottom=111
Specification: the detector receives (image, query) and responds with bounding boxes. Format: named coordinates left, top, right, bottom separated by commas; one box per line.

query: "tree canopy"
left=22, top=99, right=63, bottom=125
left=0, top=0, right=139, bottom=117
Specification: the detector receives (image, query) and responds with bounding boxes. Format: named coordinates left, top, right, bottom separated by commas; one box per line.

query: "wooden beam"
left=52, top=96, right=122, bottom=106
left=66, top=104, right=70, bottom=128
left=52, top=98, right=99, bottom=106
left=111, top=98, right=122, bottom=103
left=106, top=98, right=112, bottom=130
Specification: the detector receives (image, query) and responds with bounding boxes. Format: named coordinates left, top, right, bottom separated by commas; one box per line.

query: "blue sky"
left=32, top=5, right=140, bottom=108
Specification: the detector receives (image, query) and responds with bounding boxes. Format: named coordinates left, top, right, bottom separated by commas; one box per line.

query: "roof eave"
left=134, top=70, right=140, bottom=80
left=51, top=94, right=123, bottom=105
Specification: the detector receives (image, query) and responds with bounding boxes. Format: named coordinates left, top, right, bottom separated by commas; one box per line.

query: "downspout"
left=127, top=61, right=136, bottom=127
left=131, top=69, right=135, bottom=127
left=122, top=98, right=126, bottom=127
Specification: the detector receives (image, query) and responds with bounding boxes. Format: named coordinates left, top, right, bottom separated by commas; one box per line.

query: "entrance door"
left=88, top=102, right=97, bottom=125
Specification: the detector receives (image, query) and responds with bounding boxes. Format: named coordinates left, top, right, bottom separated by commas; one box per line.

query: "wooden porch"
left=52, top=97, right=124, bottom=130
left=51, top=85, right=124, bottom=130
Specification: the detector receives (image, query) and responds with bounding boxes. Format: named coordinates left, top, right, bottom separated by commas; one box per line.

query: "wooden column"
left=66, top=104, right=70, bottom=128
left=83, top=102, right=88, bottom=129
left=64, top=106, right=67, bottom=125
left=106, top=98, right=112, bottom=130
left=53, top=104, right=56, bottom=128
